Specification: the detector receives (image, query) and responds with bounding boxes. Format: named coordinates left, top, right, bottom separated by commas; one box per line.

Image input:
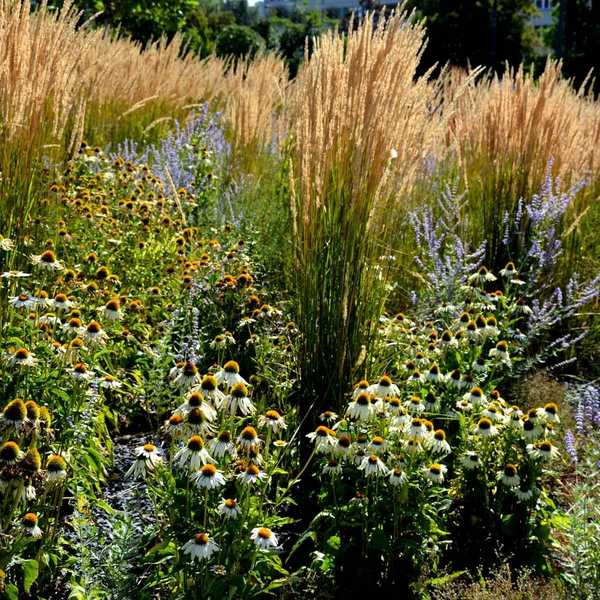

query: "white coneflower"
left=484, top=316, right=500, bottom=338
left=46, top=455, right=67, bottom=484
left=489, top=341, right=510, bottom=364
left=125, top=443, right=163, bottom=478
left=460, top=451, right=480, bottom=470
left=319, top=410, right=339, bottom=423
left=21, top=513, right=43, bottom=539
left=482, top=405, right=507, bottom=424
left=521, top=419, right=539, bottom=441
left=358, top=454, right=390, bottom=478
left=514, top=487, right=536, bottom=502
left=63, top=317, right=84, bottom=336
left=323, top=457, right=343, bottom=475
left=222, top=383, right=256, bottom=416
left=210, top=332, right=236, bottom=350
left=2, top=271, right=31, bottom=279
left=428, top=429, right=451, bottom=455
left=333, top=434, right=353, bottom=457
left=368, top=436, right=387, bottom=455
left=258, top=409, right=287, bottom=433
left=192, top=463, right=226, bottom=490
left=540, top=402, right=560, bottom=424
left=0, top=235, right=15, bottom=251
left=499, top=261, right=518, bottom=279
left=473, top=417, right=498, bottom=437
left=216, top=360, right=248, bottom=388
left=38, top=314, right=61, bottom=327
left=164, top=414, right=186, bottom=438
left=208, top=431, right=237, bottom=459
left=237, top=426, right=261, bottom=451
left=174, top=362, right=201, bottom=389
left=405, top=396, right=425, bottom=415
left=102, top=298, right=122, bottom=321
left=352, top=379, right=370, bottom=399
left=407, top=370, right=425, bottom=385
left=52, top=293, right=73, bottom=312
left=237, top=464, right=267, bottom=485
left=9, top=292, right=35, bottom=310
left=0, top=441, right=24, bottom=464
left=468, top=266, right=496, bottom=284
left=448, top=368, right=463, bottom=389
left=499, top=464, right=520, bottom=487
left=174, top=436, right=213, bottom=470
left=69, top=362, right=94, bottom=381
left=219, top=498, right=241, bottom=518
left=198, top=374, right=226, bottom=405
left=423, top=463, right=447, bottom=484
left=464, top=387, right=486, bottom=407
left=182, top=533, right=220, bottom=561
left=526, top=440, right=560, bottom=461
left=455, top=399, right=473, bottom=413
left=83, top=321, right=108, bottom=346
left=389, top=467, right=408, bottom=486
left=426, top=364, right=445, bottom=383
left=9, top=348, right=37, bottom=368
left=346, top=391, right=374, bottom=421
left=408, top=418, right=427, bottom=440
left=186, top=408, right=215, bottom=437
left=0, top=398, right=27, bottom=433
left=306, top=426, right=337, bottom=453
left=251, top=527, right=279, bottom=550
left=31, top=250, right=63, bottom=271
left=368, top=375, right=401, bottom=399
left=177, top=391, right=217, bottom=420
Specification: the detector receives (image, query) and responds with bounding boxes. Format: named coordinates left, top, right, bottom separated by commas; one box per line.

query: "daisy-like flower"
left=468, top=266, right=496, bottom=284
left=407, top=370, right=425, bottom=385
left=405, top=395, right=425, bottom=415
left=258, top=409, right=287, bottom=432
left=99, top=375, right=122, bottom=390
left=215, top=360, right=248, bottom=388
left=423, top=463, right=447, bottom=484
left=0, top=235, right=15, bottom=251
left=426, top=364, right=445, bottom=383
left=219, top=498, right=241, bottom=518
left=428, top=429, right=451, bottom=455
left=31, top=250, right=63, bottom=271
left=1, top=398, right=27, bottom=432
left=526, top=440, right=560, bottom=461
left=499, top=464, right=520, bottom=487
left=64, top=317, right=84, bottom=336
left=0, top=441, right=24, bottom=464
left=306, top=426, right=337, bottom=453
left=514, top=487, right=536, bottom=502
left=21, top=513, right=43, bottom=539
left=208, top=431, right=237, bottom=459
left=464, top=387, right=486, bottom=407
left=346, top=391, right=374, bottom=421
left=540, top=402, right=560, bottom=424
left=9, top=292, right=35, bottom=309
left=222, top=383, right=256, bottom=416
left=164, top=414, right=186, bottom=438
left=174, top=436, right=213, bottom=470
left=489, top=340, right=510, bottom=363
left=177, top=391, right=216, bottom=420
left=473, top=417, right=498, bottom=437
left=455, top=399, right=473, bottom=413
left=522, top=418, right=540, bottom=441
left=125, top=443, right=163, bottom=479
left=174, top=361, right=201, bottom=389
left=46, top=455, right=67, bottom=484
left=440, top=329, right=458, bottom=348
left=237, top=463, right=267, bottom=485
left=482, top=404, right=507, bottom=424
left=408, top=418, right=427, bottom=440
left=2, top=271, right=31, bottom=279
left=319, top=410, right=339, bottom=423
left=368, top=375, right=401, bottom=399
left=182, top=533, right=220, bottom=561
left=500, top=261, right=518, bottom=279
left=333, top=434, right=353, bottom=457
left=358, top=454, right=390, bottom=478
left=389, top=466, right=408, bottom=486
left=460, top=450, right=480, bottom=470
left=68, top=362, right=94, bottom=381
left=323, top=457, right=343, bottom=476
left=192, top=463, right=226, bottom=489
left=352, top=379, right=370, bottom=399
left=198, top=374, right=226, bottom=405
left=102, top=298, right=122, bottom=321
left=368, top=436, right=386, bottom=455
left=52, top=293, right=73, bottom=312
left=237, top=426, right=261, bottom=451
left=82, top=321, right=108, bottom=346
left=251, top=527, right=279, bottom=551
left=186, top=408, right=215, bottom=437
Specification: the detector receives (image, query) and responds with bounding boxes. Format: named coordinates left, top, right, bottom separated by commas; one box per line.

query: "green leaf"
left=22, top=558, right=39, bottom=593
left=428, top=570, right=467, bottom=587
left=4, top=583, right=19, bottom=600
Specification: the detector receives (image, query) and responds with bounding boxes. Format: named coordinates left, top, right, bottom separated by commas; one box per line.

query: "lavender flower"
left=564, top=430, right=577, bottom=464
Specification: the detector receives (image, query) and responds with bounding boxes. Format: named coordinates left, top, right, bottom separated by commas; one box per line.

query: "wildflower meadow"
left=0, top=2, right=599, bottom=599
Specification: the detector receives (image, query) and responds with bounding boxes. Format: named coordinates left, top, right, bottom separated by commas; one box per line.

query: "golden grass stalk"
left=288, top=10, right=441, bottom=410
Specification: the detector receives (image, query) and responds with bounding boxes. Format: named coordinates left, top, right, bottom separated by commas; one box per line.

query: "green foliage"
left=215, top=23, right=265, bottom=59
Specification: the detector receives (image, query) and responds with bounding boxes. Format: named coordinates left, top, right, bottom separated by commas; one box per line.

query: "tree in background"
left=216, top=23, right=265, bottom=58
left=406, top=0, right=539, bottom=72
left=549, top=0, right=600, bottom=94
